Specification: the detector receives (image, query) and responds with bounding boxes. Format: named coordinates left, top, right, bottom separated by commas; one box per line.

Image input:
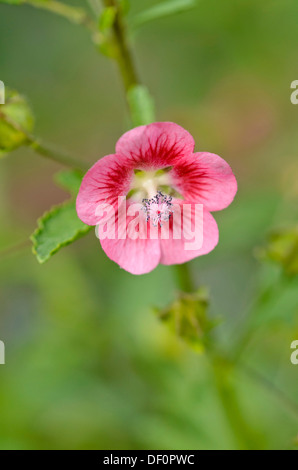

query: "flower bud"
left=155, top=288, right=216, bottom=352
left=0, top=89, right=34, bottom=157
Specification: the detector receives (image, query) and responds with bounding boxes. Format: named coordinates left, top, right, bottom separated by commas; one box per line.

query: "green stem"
left=2, top=112, right=88, bottom=171
left=102, top=0, right=139, bottom=92
left=174, top=263, right=195, bottom=293
left=26, top=136, right=88, bottom=171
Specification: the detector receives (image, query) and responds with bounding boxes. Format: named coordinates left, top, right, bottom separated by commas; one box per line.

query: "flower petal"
left=160, top=202, right=219, bottom=265
left=100, top=236, right=161, bottom=275
left=171, top=152, right=238, bottom=211
left=99, top=205, right=161, bottom=275
left=76, top=154, right=133, bottom=226
left=116, top=122, right=195, bottom=170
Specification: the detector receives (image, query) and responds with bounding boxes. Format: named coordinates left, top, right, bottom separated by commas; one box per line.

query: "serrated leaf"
left=127, top=85, right=155, bottom=127
left=156, top=287, right=217, bottom=352
left=31, top=200, right=91, bottom=263
left=99, top=6, right=117, bottom=32
left=258, top=226, right=298, bottom=276
left=0, top=89, right=34, bottom=157
left=130, top=0, right=197, bottom=29
left=54, top=169, right=84, bottom=195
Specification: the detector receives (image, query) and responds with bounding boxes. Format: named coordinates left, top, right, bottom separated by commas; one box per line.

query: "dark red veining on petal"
left=171, top=160, right=220, bottom=202
left=128, top=133, right=189, bottom=169
left=89, top=158, right=134, bottom=206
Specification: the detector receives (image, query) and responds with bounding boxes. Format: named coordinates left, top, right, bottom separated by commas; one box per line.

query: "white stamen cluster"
left=142, top=191, right=173, bottom=227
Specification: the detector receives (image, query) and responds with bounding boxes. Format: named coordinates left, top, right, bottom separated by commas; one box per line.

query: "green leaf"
left=130, top=0, right=197, bottom=29
left=99, top=6, right=117, bottom=32
left=54, top=169, right=84, bottom=196
left=258, top=226, right=298, bottom=276
left=156, top=288, right=216, bottom=352
left=127, top=85, right=155, bottom=127
left=0, top=89, right=34, bottom=157
left=31, top=200, right=91, bottom=264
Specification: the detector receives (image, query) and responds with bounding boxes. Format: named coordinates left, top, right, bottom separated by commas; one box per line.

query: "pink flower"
left=76, top=122, right=237, bottom=275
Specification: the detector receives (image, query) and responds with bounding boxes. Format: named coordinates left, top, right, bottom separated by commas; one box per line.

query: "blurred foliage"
left=0, top=0, right=298, bottom=451
left=258, top=227, right=298, bottom=277
left=130, top=0, right=197, bottom=29
left=0, top=89, right=34, bottom=157
left=156, top=287, right=216, bottom=353
left=0, top=0, right=22, bottom=4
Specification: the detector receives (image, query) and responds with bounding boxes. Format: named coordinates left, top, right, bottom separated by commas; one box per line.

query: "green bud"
left=0, top=89, right=34, bottom=157
left=156, top=288, right=217, bottom=352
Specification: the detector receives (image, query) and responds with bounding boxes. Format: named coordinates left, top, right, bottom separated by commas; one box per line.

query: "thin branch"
left=2, top=112, right=88, bottom=170
left=25, top=0, right=97, bottom=34
left=26, top=135, right=88, bottom=171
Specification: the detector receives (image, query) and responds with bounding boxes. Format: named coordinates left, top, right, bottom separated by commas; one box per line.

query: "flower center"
left=127, top=167, right=182, bottom=203
left=142, top=191, right=173, bottom=227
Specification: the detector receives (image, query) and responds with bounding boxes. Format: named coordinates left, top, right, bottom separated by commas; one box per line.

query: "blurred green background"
left=0, top=0, right=298, bottom=450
